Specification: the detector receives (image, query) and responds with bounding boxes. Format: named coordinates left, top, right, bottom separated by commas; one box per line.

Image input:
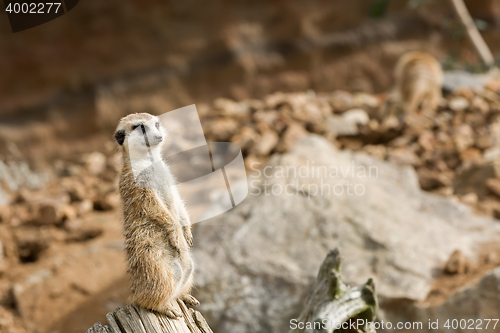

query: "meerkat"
left=114, top=112, right=198, bottom=318
left=390, top=51, right=443, bottom=116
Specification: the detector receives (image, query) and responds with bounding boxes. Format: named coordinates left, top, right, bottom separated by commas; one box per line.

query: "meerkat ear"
left=114, top=130, right=126, bottom=145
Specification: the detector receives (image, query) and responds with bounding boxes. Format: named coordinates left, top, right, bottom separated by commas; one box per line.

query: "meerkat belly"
left=168, top=252, right=193, bottom=297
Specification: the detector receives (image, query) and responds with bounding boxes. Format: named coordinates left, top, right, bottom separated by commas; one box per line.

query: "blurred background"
left=2, top=0, right=500, bottom=332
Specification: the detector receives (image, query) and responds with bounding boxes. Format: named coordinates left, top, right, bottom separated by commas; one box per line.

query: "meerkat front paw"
left=183, top=226, right=193, bottom=248
left=180, top=294, right=200, bottom=306
left=169, top=239, right=181, bottom=256
left=168, top=232, right=181, bottom=256
left=158, top=304, right=182, bottom=318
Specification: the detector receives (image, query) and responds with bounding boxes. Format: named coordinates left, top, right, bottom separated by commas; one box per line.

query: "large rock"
left=443, top=71, right=494, bottom=92
left=192, top=135, right=500, bottom=333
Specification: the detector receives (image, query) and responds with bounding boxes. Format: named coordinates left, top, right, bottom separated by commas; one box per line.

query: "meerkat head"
left=114, top=113, right=166, bottom=155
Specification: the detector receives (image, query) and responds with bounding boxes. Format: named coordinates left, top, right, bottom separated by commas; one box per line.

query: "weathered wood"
left=86, top=300, right=213, bottom=333
left=449, top=0, right=495, bottom=66
left=290, top=248, right=378, bottom=333
left=86, top=322, right=112, bottom=333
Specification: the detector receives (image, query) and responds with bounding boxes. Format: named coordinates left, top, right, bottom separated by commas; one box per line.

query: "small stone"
left=455, top=87, right=474, bottom=100
left=484, top=146, right=500, bottom=161
left=35, top=195, right=70, bottom=225
left=418, top=131, right=434, bottom=151
left=60, top=205, right=77, bottom=222
left=264, top=91, right=289, bottom=109
left=0, top=280, right=12, bottom=306
left=433, top=186, right=454, bottom=196
left=78, top=199, right=94, bottom=215
left=444, top=250, right=469, bottom=275
left=475, top=135, right=493, bottom=150
left=388, top=135, right=411, bottom=148
left=417, top=169, right=452, bottom=190
left=205, top=118, right=239, bottom=142
left=368, top=119, right=379, bottom=131
left=485, top=80, right=500, bottom=93
left=275, top=123, right=308, bottom=153
left=329, top=90, right=354, bottom=112
left=477, top=86, right=500, bottom=103
left=453, top=124, right=474, bottom=151
left=380, top=115, right=401, bottom=131
left=66, top=182, right=86, bottom=202
left=292, top=101, right=328, bottom=124
left=486, top=178, right=500, bottom=198
left=470, top=96, right=489, bottom=114
left=0, top=187, right=10, bottom=207
left=464, top=112, right=486, bottom=128
left=213, top=98, right=251, bottom=118
left=459, top=148, right=481, bottom=162
left=253, top=110, right=279, bottom=129
left=38, top=204, right=58, bottom=225
left=459, top=192, right=478, bottom=205
left=65, top=227, right=104, bottom=243
left=449, top=97, right=470, bottom=111
left=93, top=193, right=120, bottom=211
left=251, top=131, right=279, bottom=156
left=326, top=109, right=369, bottom=136
left=63, top=218, right=82, bottom=232
left=388, top=148, right=421, bottom=166
left=0, top=206, right=11, bottom=224
left=454, top=164, right=495, bottom=197
left=343, top=108, right=370, bottom=126
left=86, top=152, right=107, bottom=175
left=231, top=126, right=258, bottom=151
left=362, top=145, right=387, bottom=160
left=353, top=93, right=380, bottom=108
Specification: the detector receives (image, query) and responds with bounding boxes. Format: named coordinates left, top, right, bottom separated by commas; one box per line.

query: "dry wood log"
left=86, top=299, right=212, bottom=333
left=86, top=248, right=377, bottom=333
left=449, top=0, right=495, bottom=66
left=290, top=249, right=378, bottom=333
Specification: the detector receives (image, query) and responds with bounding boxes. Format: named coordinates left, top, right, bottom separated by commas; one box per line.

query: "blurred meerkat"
left=391, top=51, right=443, bottom=116
left=114, top=113, right=198, bottom=318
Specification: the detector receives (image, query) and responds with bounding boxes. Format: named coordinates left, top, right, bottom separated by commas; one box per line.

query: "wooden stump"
left=86, top=299, right=212, bottom=333
left=290, top=249, right=378, bottom=333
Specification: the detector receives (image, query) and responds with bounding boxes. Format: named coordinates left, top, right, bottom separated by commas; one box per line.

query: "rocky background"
left=2, top=0, right=500, bottom=332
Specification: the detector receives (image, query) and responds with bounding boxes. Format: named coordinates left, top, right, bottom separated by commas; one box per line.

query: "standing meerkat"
left=392, top=51, right=443, bottom=115
left=114, top=112, right=198, bottom=318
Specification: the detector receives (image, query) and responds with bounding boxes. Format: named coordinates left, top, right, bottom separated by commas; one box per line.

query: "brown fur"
left=115, top=113, right=198, bottom=318
left=393, top=51, right=443, bottom=115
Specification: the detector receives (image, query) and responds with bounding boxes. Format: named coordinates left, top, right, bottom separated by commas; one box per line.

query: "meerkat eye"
left=131, top=125, right=140, bottom=131
left=155, top=122, right=160, bottom=129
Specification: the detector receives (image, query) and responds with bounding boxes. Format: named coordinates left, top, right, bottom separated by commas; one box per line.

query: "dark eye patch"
left=155, top=122, right=160, bottom=129
left=114, top=130, right=126, bottom=145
